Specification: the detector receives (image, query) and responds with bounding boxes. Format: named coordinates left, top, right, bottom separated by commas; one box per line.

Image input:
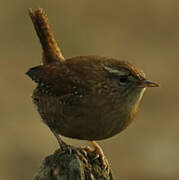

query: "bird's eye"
left=119, top=75, right=128, bottom=84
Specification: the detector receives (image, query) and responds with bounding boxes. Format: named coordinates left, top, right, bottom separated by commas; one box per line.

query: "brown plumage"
left=27, top=54, right=157, bottom=140
left=26, top=9, right=158, bottom=167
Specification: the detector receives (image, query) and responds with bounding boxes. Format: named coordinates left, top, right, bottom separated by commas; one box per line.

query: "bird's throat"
left=128, top=88, right=146, bottom=119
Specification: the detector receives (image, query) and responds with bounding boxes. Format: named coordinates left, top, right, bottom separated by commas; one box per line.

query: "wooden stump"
left=33, top=145, right=115, bottom=180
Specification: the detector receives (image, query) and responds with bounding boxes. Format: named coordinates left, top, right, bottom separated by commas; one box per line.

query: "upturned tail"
left=29, top=8, right=65, bottom=64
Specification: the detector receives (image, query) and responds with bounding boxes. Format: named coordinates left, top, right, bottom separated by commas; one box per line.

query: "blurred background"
left=0, top=0, right=178, bottom=179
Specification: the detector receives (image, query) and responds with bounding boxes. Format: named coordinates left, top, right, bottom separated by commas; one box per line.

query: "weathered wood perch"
left=28, top=8, right=116, bottom=180
left=33, top=145, right=115, bottom=180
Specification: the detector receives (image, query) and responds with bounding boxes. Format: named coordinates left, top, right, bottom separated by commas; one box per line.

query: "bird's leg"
left=79, top=141, right=109, bottom=170
left=90, top=141, right=109, bottom=170
left=49, top=127, right=68, bottom=151
left=49, top=127, right=89, bottom=164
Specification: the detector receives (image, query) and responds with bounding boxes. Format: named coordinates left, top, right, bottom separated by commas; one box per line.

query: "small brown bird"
left=26, top=8, right=158, bottom=167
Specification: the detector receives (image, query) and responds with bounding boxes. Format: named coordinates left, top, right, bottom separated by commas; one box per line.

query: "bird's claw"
left=90, top=141, right=110, bottom=173
left=79, top=142, right=110, bottom=173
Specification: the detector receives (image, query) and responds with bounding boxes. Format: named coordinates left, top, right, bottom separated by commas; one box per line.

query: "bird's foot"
left=53, top=137, right=89, bottom=165
left=79, top=145, right=93, bottom=157
left=54, top=143, right=89, bottom=165
left=79, top=141, right=110, bottom=173
left=50, top=128, right=109, bottom=170
left=91, top=141, right=109, bottom=171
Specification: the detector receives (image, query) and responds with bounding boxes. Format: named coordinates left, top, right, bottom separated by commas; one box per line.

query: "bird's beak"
left=139, top=80, right=159, bottom=88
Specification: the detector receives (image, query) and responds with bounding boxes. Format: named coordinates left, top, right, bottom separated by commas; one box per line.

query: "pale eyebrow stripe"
left=103, top=66, right=129, bottom=76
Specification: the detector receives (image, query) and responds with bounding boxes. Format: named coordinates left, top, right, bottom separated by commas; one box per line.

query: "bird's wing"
left=26, top=64, right=90, bottom=104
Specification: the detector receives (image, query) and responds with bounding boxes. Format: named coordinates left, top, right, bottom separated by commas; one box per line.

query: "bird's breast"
left=32, top=85, right=146, bottom=140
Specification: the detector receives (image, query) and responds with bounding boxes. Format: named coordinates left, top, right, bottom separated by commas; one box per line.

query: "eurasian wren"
left=26, top=8, right=158, bottom=165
